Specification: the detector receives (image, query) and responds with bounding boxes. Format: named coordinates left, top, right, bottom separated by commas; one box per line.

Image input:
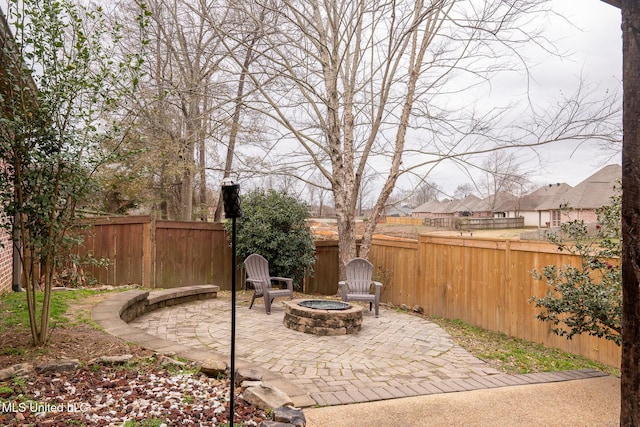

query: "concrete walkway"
left=128, top=293, right=612, bottom=409
left=303, top=376, right=620, bottom=426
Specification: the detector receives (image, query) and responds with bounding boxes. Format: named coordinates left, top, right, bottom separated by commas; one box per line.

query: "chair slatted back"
left=244, top=254, right=271, bottom=292
left=345, top=257, right=373, bottom=294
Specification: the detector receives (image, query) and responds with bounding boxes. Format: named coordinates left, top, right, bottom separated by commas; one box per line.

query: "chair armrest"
left=270, top=277, right=293, bottom=291
left=372, top=281, right=382, bottom=297
left=338, top=281, right=348, bottom=299
left=246, top=278, right=264, bottom=293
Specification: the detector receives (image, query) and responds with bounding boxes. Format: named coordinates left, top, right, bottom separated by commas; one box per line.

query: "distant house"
left=501, top=183, right=572, bottom=227
left=409, top=164, right=620, bottom=229
left=383, top=204, right=412, bottom=217
left=476, top=191, right=520, bottom=218
left=535, top=164, right=621, bottom=227
left=410, top=199, right=443, bottom=218
left=433, top=195, right=483, bottom=218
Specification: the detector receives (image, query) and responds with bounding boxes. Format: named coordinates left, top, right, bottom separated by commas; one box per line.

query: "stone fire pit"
left=283, top=299, right=363, bottom=335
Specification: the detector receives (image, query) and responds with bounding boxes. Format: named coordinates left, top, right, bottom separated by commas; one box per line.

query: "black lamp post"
left=221, top=179, right=242, bottom=427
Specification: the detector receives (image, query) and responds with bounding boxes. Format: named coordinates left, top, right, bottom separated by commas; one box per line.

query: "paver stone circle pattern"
left=130, top=299, right=500, bottom=404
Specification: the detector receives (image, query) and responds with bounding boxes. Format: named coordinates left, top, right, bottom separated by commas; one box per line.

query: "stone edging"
left=91, top=285, right=314, bottom=408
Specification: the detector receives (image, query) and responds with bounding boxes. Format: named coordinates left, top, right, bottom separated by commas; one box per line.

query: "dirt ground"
left=0, top=293, right=152, bottom=370
left=309, top=219, right=532, bottom=241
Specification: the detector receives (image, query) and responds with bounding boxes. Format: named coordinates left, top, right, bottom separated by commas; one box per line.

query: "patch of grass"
left=166, top=362, right=200, bottom=376
left=12, top=376, right=26, bottom=388
left=123, top=419, right=170, bottom=427
left=0, top=347, right=25, bottom=357
left=429, top=316, right=619, bottom=377
left=0, top=288, right=110, bottom=334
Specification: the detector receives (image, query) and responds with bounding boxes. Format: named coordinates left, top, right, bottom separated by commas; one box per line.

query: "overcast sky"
left=426, top=0, right=623, bottom=196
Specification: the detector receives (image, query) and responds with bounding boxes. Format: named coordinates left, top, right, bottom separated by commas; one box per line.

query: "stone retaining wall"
left=118, top=285, right=219, bottom=323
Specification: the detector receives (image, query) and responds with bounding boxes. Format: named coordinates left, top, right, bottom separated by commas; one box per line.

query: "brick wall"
left=0, top=225, right=12, bottom=294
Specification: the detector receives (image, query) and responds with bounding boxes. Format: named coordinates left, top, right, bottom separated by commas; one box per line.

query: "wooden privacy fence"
left=425, top=217, right=525, bottom=229
left=75, top=216, right=233, bottom=290
left=75, top=216, right=338, bottom=293
left=73, top=217, right=620, bottom=367
left=369, top=235, right=620, bottom=368
left=383, top=217, right=425, bottom=226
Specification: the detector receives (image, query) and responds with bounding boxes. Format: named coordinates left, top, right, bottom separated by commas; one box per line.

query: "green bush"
left=530, top=184, right=622, bottom=345
left=227, top=189, right=315, bottom=290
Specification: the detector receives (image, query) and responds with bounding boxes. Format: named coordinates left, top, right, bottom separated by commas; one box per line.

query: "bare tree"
left=412, top=181, right=441, bottom=206
left=211, top=1, right=274, bottom=221
left=477, top=151, right=530, bottom=211
left=306, top=172, right=331, bottom=216
left=210, top=0, right=620, bottom=272
left=102, top=0, right=236, bottom=220
left=454, top=183, right=476, bottom=199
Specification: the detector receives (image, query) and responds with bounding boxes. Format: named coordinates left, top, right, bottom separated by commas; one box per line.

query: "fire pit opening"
left=283, top=299, right=363, bottom=335
left=298, top=300, right=351, bottom=310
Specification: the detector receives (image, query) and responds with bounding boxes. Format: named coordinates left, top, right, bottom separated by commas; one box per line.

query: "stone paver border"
left=93, top=286, right=609, bottom=409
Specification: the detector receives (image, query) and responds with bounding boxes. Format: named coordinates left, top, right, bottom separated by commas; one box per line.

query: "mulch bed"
left=0, top=324, right=269, bottom=425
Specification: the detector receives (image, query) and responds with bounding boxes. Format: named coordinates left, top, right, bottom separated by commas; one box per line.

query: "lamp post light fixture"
left=221, top=178, right=242, bottom=427
left=221, top=179, right=243, bottom=219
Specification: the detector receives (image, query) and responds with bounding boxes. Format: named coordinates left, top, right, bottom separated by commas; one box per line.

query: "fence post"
left=141, top=216, right=155, bottom=288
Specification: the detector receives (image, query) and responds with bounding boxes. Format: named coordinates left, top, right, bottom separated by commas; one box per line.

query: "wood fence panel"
left=76, top=217, right=148, bottom=286
left=154, top=221, right=226, bottom=289
left=505, top=241, right=621, bottom=366
left=415, top=237, right=500, bottom=324
left=78, top=223, right=106, bottom=283
left=384, top=217, right=425, bottom=226
left=306, top=241, right=340, bottom=295
left=368, top=238, right=418, bottom=305
left=390, top=235, right=620, bottom=367
left=117, top=221, right=145, bottom=286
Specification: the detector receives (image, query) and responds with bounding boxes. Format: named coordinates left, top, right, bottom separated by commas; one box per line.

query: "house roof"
left=535, top=164, right=621, bottom=211
left=411, top=199, right=443, bottom=214
left=517, top=183, right=573, bottom=211
left=385, top=204, right=412, bottom=216
left=434, top=194, right=482, bottom=214
left=476, top=191, right=519, bottom=213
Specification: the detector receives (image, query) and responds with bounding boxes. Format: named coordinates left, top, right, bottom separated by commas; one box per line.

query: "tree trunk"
left=335, top=209, right=357, bottom=277
left=621, top=0, right=640, bottom=424
left=198, top=117, right=207, bottom=221
left=180, top=159, right=193, bottom=220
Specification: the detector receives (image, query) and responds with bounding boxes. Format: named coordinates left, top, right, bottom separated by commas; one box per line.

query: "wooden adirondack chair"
left=244, top=254, right=294, bottom=314
left=339, top=257, right=383, bottom=317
